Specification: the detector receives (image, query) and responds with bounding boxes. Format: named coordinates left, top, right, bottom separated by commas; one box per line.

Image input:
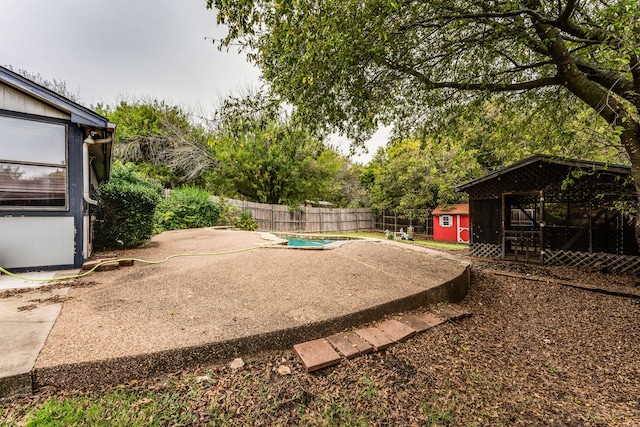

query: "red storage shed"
left=432, top=204, right=469, bottom=244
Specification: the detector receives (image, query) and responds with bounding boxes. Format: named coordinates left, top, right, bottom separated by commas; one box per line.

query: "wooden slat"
left=222, top=198, right=373, bottom=233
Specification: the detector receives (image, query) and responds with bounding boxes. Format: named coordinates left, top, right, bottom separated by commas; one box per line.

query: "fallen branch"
left=482, top=269, right=640, bottom=300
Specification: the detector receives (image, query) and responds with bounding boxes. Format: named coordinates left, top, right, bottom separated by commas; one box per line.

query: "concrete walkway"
left=0, top=270, right=70, bottom=292
left=0, top=287, right=69, bottom=400
left=1, top=229, right=470, bottom=398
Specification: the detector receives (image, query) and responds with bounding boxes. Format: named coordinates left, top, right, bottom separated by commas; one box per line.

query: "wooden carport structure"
left=455, top=155, right=640, bottom=274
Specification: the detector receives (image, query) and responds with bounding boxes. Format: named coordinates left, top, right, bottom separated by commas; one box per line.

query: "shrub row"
left=93, top=163, right=162, bottom=250
left=154, top=187, right=220, bottom=233
left=94, top=163, right=228, bottom=250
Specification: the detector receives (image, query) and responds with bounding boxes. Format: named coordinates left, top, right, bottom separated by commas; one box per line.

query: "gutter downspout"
left=83, top=134, right=113, bottom=205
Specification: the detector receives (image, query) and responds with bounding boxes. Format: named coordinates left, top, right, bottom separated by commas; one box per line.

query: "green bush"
left=155, top=187, right=220, bottom=232
left=233, top=211, right=259, bottom=231
left=94, top=163, right=162, bottom=249
left=214, top=196, right=240, bottom=226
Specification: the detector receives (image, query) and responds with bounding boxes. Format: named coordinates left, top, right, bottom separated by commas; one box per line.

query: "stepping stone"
left=327, top=331, right=374, bottom=359
left=399, top=312, right=445, bottom=333
left=376, top=319, right=416, bottom=342
left=436, top=306, right=471, bottom=322
left=293, top=339, right=341, bottom=372
left=354, top=327, right=394, bottom=351
left=81, top=258, right=119, bottom=271
left=118, top=259, right=135, bottom=267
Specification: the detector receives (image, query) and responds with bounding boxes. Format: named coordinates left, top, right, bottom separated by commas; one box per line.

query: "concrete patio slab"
left=0, top=270, right=76, bottom=292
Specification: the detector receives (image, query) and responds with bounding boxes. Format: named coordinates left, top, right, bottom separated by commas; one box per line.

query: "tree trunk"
left=620, top=124, right=640, bottom=247
left=533, top=19, right=640, bottom=249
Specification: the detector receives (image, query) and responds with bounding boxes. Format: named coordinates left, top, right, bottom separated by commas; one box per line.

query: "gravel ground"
left=2, top=250, right=639, bottom=426
left=185, top=261, right=640, bottom=426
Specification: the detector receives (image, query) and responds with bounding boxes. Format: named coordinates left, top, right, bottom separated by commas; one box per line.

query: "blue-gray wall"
left=0, top=111, right=86, bottom=270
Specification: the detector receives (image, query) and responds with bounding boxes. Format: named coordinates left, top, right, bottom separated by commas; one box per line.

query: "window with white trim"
left=439, top=215, right=453, bottom=227
left=0, top=115, right=67, bottom=209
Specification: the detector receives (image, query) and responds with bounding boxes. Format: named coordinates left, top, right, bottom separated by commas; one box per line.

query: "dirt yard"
left=2, top=253, right=639, bottom=426
left=186, top=260, right=640, bottom=425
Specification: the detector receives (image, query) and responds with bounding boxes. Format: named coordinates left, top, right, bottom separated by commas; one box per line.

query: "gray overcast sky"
left=0, top=0, right=387, bottom=162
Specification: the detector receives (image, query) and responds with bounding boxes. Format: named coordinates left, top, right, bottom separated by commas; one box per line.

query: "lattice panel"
left=470, top=243, right=503, bottom=258
left=544, top=250, right=640, bottom=275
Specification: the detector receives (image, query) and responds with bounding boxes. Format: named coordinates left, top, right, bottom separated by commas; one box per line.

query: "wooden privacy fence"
left=223, top=198, right=374, bottom=233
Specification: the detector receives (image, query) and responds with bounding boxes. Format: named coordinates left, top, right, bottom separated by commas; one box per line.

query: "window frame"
left=439, top=214, right=453, bottom=228
left=0, top=114, right=69, bottom=211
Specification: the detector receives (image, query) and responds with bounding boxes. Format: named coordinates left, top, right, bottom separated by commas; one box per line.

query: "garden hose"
left=0, top=243, right=273, bottom=284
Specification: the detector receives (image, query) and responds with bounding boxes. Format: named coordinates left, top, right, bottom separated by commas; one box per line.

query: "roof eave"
left=0, top=66, right=109, bottom=128
left=455, top=155, right=632, bottom=192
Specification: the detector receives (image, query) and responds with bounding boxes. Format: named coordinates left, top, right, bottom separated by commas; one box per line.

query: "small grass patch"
left=13, top=389, right=195, bottom=427
left=322, top=232, right=469, bottom=250
left=420, top=402, right=456, bottom=426
left=408, top=240, right=468, bottom=250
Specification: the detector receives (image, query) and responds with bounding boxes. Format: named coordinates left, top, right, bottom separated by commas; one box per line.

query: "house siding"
left=0, top=65, right=113, bottom=271
left=0, top=111, right=85, bottom=270
left=0, top=82, right=69, bottom=120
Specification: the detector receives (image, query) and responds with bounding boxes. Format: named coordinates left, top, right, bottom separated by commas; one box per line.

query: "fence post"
left=394, top=211, right=397, bottom=233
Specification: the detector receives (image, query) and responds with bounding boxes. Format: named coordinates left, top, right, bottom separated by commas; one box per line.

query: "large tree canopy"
left=209, top=0, right=640, bottom=232
left=409, top=94, right=629, bottom=170
left=209, top=91, right=355, bottom=206
left=363, top=137, right=482, bottom=216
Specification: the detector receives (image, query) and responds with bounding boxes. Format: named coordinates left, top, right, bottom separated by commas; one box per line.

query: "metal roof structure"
left=456, top=154, right=631, bottom=192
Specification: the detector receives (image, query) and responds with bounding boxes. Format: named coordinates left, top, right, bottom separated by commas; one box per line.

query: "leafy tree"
left=403, top=95, right=629, bottom=171
left=209, top=118, right=346, bottom=205
left=367, top=95, right=625, bottom=216
left=207, top=92, right=353, bottom=206
left=363, top=138, right=481, bottom=217
left=97, top=100, right=216, bottom=187
left=154, top=186, right=220, bottom=232
left=209, top=0, right=640, bottom=238
left=324, top=158, right=371, bottom=208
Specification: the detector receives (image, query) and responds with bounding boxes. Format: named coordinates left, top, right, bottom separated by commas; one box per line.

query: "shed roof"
left=455, top=155, right=631, bottom=192
left=432, top=204, right=469, bottom=215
